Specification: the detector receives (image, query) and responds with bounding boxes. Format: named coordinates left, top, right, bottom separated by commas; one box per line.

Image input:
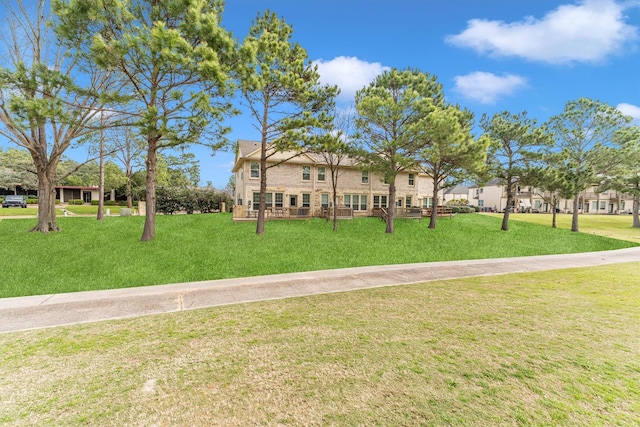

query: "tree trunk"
left=386, top=179, right=396, bottom=234
left=633, top=195, right=640, bottom=228
left=97, top=118, right=105, bottom=221
left=30, top=167, right=60, bottom=233
left=571, top=194, right=580, bottom=232
left=331, top=173, right=338, bottom=232
left=256, top=136, right=268, bottom=235
left=551, top=199, right=557, bottom=228
left=141, top=141, right=157, bottom=241
left=126, top=173, right=133, bottom=209
left=428, top=184, right=438, bottom=229
left=501, top=185, right=512, bottom=231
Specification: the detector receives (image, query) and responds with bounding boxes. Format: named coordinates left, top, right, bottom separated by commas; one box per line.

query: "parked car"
left=2, top=195, right=27, bottom=208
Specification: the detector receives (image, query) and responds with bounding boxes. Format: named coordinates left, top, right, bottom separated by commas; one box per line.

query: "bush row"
left=450, top=205, right=478, bottom=213
left=156, top=187, right=232, bottom=215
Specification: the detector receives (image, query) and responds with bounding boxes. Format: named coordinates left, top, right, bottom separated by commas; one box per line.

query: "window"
left=252, top=192, right=282, bottom=210
left=592, top=201, right=598, bottom=211
left=373, top=195, right=388, bottom=208
left=405, top=196, right=412, bottom=207
left=302, top=166, right=311, bottom=181
left=396, top=198, right=402, bottom=207
left=317, top=167, right=326, bottom=182
left=250, top=162, right=259, bottom=178
left=321, top=193, right=329, bottom=208
left=359, top=195, right=367, bottom=211
left=344, top=194, right=367, bottom=211
left=408, top=174, right=415, bottom=186
left=478, top=200, right=484, bottom=207
left=422, top=198, right=434, bottom=208
left=600, top=201, right=606, bottom=210
left=302, top=193, right=310, bottom=208
left=361, top=170, right=369, bottom=184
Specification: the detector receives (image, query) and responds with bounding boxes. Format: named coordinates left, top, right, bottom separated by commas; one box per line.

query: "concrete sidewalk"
left=1, top=247, right=639, bottom=333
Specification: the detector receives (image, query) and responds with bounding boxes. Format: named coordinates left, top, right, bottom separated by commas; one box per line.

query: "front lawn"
left=1, top=262, right=638, bottom=425
left=0, top=214, right=635, bottom=298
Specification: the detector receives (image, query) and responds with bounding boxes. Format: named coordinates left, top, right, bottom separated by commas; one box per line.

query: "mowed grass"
left=484, top=212, right=640, bottom=244
left=0, top=213, right=636, bottom=298
left=1, top=263, right=638, bottom=426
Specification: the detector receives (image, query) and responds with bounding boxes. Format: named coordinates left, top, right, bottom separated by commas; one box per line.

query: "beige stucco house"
left=470, top=179, right=635, bottom=214
left=232, top=140, right=444, bottom=219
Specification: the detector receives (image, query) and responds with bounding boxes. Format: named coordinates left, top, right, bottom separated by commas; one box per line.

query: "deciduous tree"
left=0, top=0, right=114, bottom=232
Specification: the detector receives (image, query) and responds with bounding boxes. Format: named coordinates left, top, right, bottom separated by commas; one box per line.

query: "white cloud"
left=446, top=0, right=638, bottom=64
left=313, top=56, right=390, bottom=102
left=453, top=72, right=528, bottom=104
left=617, top=102, right=640, bottom=120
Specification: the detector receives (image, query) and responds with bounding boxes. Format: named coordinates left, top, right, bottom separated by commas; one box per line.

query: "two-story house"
left=232, top=140, right=443, bottom=219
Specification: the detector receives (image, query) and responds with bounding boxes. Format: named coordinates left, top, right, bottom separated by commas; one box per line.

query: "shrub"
left=26, top=198, right=38, bottom=204
left=91, top=200, right=100, bottom=205
left=69, top=199, right=84, bottom=205
left=104, top=200, right=117, bottom=206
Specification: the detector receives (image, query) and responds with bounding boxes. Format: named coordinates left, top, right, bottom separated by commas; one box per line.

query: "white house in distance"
left=469, top=179, right=635, bottom=214
left=231, top=140, right=445, bottom=219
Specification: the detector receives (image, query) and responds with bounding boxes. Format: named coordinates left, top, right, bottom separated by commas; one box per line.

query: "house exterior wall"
left=470, top=182, right=636, bottom=214
left=232, top=141, right=441, bottom=218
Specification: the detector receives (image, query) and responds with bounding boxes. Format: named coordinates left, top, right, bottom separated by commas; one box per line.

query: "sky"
left=1, top=0, right=639, bottom=189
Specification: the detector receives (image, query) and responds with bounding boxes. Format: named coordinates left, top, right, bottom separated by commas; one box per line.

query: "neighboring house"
left=470, top=180, right=635, bottom=214
left=443, top=184, right=470, bottom=203
left=1, top=185, right=100, bottom=204
left=232, top=140, right=443, bottom=219
left=55, top=186, right=100, bottom=204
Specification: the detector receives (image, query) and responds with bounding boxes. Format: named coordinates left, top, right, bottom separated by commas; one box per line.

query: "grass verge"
left=1, top=262, right=638, bottom=425
left=0, top=213, right=635, bottom=298
left=484, top=212, right=640, bottom=244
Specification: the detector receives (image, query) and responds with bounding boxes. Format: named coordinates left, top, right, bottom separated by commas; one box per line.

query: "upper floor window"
left=317, top=167, right=326, bottom=182
left=362, top=170, right=369, bottom=184
left=408, top=174, right=415, bottom=186
left=250, top=162, right=259, bottom=178
left=302, top=166, right=311, bottom=181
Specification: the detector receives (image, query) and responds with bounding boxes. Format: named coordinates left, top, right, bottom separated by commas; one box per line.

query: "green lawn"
left=0, top=213, right=635, bottom=298
left=1, top=262, right=638, bottom=425
left=484, top=212, right=640, bottom=244
left=0, top=205, right=121, bottom=217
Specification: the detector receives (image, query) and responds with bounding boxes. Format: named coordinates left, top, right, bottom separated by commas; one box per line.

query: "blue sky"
left=2, top=0, right=639, bottom=189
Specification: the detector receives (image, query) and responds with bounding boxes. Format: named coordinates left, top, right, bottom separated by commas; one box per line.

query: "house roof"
left=444, top=184, right=469, bottom=195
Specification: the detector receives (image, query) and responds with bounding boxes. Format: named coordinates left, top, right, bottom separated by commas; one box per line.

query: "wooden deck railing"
left=321, top=206, right=354, bottom=220
left=373, top=207, right=423, bottom=222
left=244, top=207, right=311, bottom=220
left=423, top=206, right=453, bottom=218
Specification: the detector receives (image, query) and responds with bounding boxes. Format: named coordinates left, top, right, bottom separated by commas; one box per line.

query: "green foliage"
left=54, top=0, right=240, bottom=240
left=355, top=68, right=444, bottom=233
left=240, top=10, right=338, bottom=235
left=481, top=111, right=553, bottom=231
left=546, top=98, right=631, bottom=231
left=26, top=198, right=38, bottom=204
left=156, top=187, right=231, bottom=214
